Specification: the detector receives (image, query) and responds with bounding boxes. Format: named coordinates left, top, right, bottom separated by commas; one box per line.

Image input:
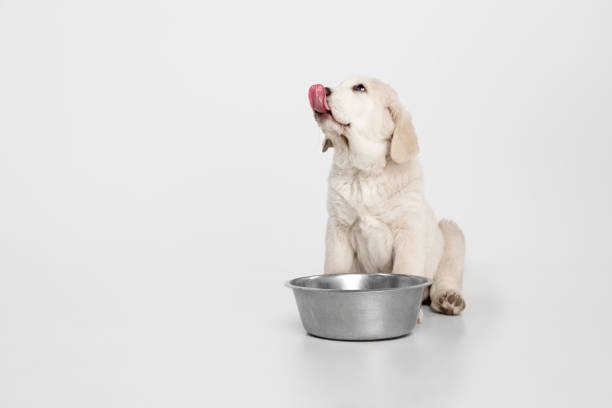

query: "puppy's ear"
left=388, top=103, right=419, bottom=163
left=322, top=138, right=333, bottom=153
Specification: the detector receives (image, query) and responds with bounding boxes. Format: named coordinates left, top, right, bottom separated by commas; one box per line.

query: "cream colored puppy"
left=308, top=77, right=466, bottom=316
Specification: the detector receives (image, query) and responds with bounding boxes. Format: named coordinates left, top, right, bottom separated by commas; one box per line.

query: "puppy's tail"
left=434, top=219, right=465, bottom=294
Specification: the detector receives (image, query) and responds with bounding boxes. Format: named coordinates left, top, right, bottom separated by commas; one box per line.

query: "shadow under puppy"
left=308, top=77, right=466, bottom=320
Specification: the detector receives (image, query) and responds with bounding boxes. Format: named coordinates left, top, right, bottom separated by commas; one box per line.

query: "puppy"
left=308, top=77, right=466, bottom=317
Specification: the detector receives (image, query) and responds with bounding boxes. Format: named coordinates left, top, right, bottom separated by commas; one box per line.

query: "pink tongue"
left=308, top=84, right=330, bottom=113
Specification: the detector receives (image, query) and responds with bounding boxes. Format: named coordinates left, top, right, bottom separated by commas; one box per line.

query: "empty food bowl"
left=286, top=273, right=431, bottom=341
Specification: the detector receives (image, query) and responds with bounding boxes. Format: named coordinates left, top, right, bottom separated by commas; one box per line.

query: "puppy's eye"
left=352, top=84, right=366, bottom=92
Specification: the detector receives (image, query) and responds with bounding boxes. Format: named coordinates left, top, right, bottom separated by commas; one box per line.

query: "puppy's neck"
left=332, top=155, right=386, bottom=176
left=331, top=146, right=389, bottom=175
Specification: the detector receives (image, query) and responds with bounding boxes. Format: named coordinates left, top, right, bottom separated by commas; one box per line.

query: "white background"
left=1, top=0, right=611, bottom=406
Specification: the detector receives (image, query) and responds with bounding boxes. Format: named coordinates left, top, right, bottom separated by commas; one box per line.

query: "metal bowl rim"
left=285, top=273, right=432, bottom=293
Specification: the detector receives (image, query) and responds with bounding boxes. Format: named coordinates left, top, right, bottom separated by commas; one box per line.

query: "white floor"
left=1, top=253, right=610, bottom=407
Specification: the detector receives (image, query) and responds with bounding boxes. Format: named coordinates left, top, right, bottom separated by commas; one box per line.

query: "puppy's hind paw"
left=431, top=289, right=466, bottom=315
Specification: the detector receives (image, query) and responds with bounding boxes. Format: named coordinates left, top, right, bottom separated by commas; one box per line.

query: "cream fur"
left=313, top=77, right=466, bottom=316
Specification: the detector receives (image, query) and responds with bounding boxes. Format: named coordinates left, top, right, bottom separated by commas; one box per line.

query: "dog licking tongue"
left=308, top=84, right=330, bottom=113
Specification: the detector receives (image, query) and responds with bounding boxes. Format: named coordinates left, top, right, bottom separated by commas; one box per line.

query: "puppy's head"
left=309, top=77, right=418, bottom=170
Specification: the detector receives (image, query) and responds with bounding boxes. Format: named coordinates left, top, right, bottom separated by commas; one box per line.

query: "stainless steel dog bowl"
left=286, top=273, right=431, bottom=341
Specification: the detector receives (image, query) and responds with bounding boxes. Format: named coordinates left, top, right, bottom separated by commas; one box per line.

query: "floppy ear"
left=388, top=103, right=419, bottom=163
left=322, top=138, right=333, bottom=153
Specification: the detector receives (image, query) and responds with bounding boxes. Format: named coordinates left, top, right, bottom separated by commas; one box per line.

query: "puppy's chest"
left=330, top=175, right=388, bottom=222
left=330, top=175, right=394, bottom=270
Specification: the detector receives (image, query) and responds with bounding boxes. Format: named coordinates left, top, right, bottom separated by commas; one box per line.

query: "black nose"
left=324, top=87, right=331, bottom=97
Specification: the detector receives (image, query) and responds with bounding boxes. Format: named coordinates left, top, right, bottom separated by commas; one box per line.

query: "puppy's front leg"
left=392, top=228, right=426, bottom=277
left=324, top=218, right=354, bottom=275
left=393, top=228, right=426, bottom=322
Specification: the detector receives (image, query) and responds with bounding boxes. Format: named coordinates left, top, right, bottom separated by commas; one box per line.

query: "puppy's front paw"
left=431, top=289, right=466, bottom=315
left=417, top=307, right=424, bottom=324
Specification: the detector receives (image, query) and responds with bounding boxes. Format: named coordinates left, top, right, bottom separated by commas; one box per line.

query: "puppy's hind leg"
left=430, top=219, right=466, bottom=315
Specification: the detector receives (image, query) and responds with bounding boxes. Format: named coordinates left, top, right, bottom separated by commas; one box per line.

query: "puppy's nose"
left=325, top=87, right=332, bottom=97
